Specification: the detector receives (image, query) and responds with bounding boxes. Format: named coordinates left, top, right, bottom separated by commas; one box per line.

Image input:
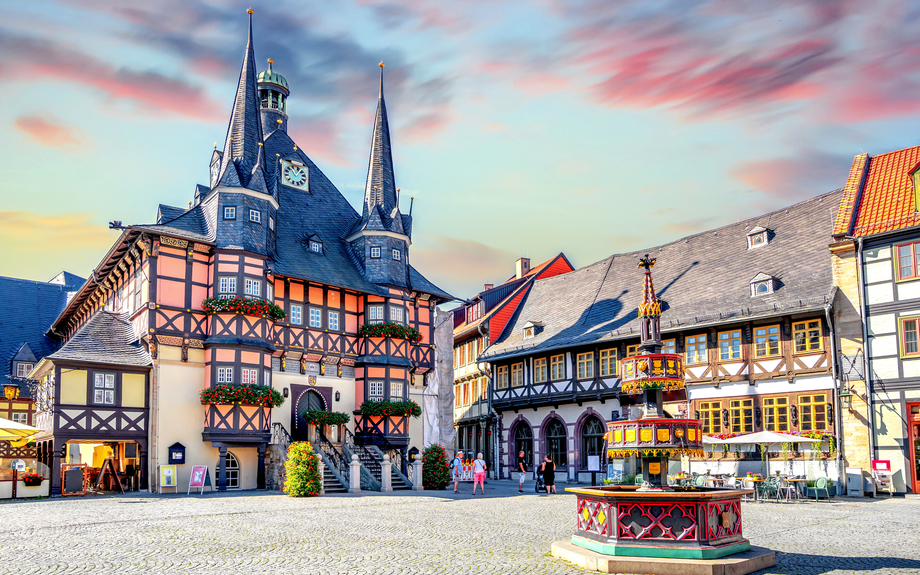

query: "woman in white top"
left=472, top=453, right=487, bottom=495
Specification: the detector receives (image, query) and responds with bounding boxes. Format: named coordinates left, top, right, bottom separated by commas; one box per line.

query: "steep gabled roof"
left=48, top=311, right=151, bottom=367
left=482, top=190, right=842, bottom=361
left=129, top=203, right=213, bottom=244
left=835, top=146, right=920, bottom=237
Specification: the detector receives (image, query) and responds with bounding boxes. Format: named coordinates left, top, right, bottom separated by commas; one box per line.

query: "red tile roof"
left=841, top=145, right=920, bottom=237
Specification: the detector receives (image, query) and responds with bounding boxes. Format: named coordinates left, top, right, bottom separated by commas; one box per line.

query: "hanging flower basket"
left=200, top=384, right=285, bottom=408
left=202, top=297, right=286, bottom=321
left=301, top=409, right=351, bottom=426
left=358, top=399, right=422, bottom=418
left=357, top=322, right=423, bottom=343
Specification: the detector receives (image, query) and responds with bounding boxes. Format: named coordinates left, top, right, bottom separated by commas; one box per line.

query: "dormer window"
left=310, top=241, right=322, bottom=253
left=747, top=226, right=770, bottom=249
left=750, top=272, right=775, bottom=296
left=522, top=320, right=544, bottom=339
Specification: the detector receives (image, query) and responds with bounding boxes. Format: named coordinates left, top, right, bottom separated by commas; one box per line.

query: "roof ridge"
left=865, top=143, right=920, bottom=160
left=0, top=275, right=76, bottom=288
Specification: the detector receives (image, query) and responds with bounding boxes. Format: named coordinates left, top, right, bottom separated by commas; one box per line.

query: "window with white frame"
left=217, top=367, right=233, bottom=383
left=264, top=370, right=271, bottom=388
left=268, top=216, right=274, bottom=231
left=307, top=308, right=322, bottom=328
left=249, top=209, right=261, bottom=223
left=328, top=311, right=339, bottom=330
left=369, top=381, right=384, bottom=401
left=16, top=363, right=33, bottom=378
left=11, top=413, right=28, bottom=424
left=244, top=278, right=261, bottom=298
left=370, top=246, right=381, bottom=259
left=390, top=381, right=404, bottom=399
left=224, top=206, right=236, bottom=220
left=290, top=305, right=302, bottom=325
left=219, top=276, right=237, bottom=298
left=392, top=249, right=401, bottom=261
left=310, top=241, right=322, bottom=253
left=241, top=368, right=258, bottom=385
left=390, top=306, right=404, bottom=323
left=368, top=304, right=384, bottom=324
left=93, top=373, right=116, bottom=405
left=266, top=281, right=273, bottom=301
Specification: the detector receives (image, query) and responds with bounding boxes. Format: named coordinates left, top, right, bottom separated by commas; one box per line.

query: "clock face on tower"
left=282, top=162, right=308, bottom=190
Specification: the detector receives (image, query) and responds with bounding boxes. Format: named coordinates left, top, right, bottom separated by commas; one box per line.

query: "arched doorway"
left=545, top=419, right=567, bottom=470
left=513, top=423, right=533, bottom=470
left=294, top=390, right=327, bottom=441
left=216, top=451, right=240, bottom=489
left=580, top=415, right=605, bottom=468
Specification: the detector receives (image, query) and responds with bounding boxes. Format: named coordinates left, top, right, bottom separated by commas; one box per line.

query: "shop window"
left=754, top=325, right=780, bottom=358
left=93, top=373, right=116, bottom=405
left=496, top=366, right=508, bottom=389
left=217, top=452, right=240, bottom=489
left=550, top=355, right=564, bottom=380
left=511, top=363, right=523, bottom=387
left=763, top=397, right=789, bottom=432
left=534, top=358, right=548, bottom=383
left=799, top=394, right=827, bottom=431
left=581, top=416, right=605, bottom=468
left=577, top=352, right=594, bottom=379
left=793, top=319, right=822, bottom=353
left=686, top=335, right=707, bottom=364
left=545, top=419, right=567, bottom=469
left=599, top=349, right=617, bottom=376
left=699, top=401, right=721, bottom=434
left=719, top=330, right=742, bottom=361
left=901, top=317, right=920, bottom=356
left=896, top=240, right=920, bottom=280
left=730, top=399, right=753, bottom=433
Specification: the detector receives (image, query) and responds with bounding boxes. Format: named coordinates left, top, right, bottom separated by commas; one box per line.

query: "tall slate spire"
left=215, top=9, right=269, bottom=195
left=362, top=62, right=400, bottom=226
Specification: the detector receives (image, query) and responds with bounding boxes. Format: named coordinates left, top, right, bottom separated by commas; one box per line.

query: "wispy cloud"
left=0, top=211, right=113, bottom=280
left=13, top=116, right=87, bottom=150
left=730, top=151, right=851, bottom=200
left=410, top=233, right=519, bottom=297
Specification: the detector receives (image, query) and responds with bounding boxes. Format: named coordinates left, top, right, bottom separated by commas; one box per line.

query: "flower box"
left=16, top=479, right=49, bottom=498
left=202, top=297, right=286, bottom=321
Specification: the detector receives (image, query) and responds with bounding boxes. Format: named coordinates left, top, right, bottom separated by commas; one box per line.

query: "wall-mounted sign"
left=10, top=459, right=25, bottom=471
left=168, top=442, right=186, bottom=464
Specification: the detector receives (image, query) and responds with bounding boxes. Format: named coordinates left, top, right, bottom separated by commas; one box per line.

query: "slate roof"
left=0, top=274, right=84, bottom=393
left=482, top=190, right=843, bottom=361
left=130, top=203, right=213, bottom=244
left=834, top=145, right=920, bottom=237
left=48, top=311, right=151, bottom=367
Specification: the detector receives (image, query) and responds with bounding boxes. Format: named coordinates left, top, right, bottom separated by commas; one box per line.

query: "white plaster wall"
left=865, top=261, right=893, bottom=283
left=867, top=283, right=894, bottom=305
left=688, top=374, right=833, bottom=400
left=898, top=281, right=920, bottom=301
left=868, top=335, right=898, bottom=358
left=868, top=313, right=896, bottom=336
left=902, top=360, right=920, bottom=378
left=873, top=401, right=908, bottom=492
left=864, top=246, right=891, bottom=260
left=870, top=358, right=900, bottom=380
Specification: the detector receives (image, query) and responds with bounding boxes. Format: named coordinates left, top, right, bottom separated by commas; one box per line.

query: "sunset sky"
left=2, top=0, right=920, bottom=299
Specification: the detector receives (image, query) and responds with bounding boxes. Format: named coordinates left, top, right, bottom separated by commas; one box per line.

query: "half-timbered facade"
left=30, top=13, right=450, bottom=494
left=832, top=145, right=920, bottom=494
left=452, top=254, right=573, bottom=472
left=481, top=190, right=850, bottom=484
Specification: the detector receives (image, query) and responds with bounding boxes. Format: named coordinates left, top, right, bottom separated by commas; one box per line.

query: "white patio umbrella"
left=721, top=431, right=815, bottom=474
left=0, top=416, right=41, bottom=442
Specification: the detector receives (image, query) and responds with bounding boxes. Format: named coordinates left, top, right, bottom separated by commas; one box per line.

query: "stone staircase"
left=323, top=464, right=348, bottom=494
left=390, top=468, right=411, bottom=491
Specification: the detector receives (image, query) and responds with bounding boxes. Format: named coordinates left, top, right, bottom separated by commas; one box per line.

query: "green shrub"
left=284, top=442, right=322, bottom=497
left=301, top=409, right=350, bottom=426
left=422, top=444, right=450, bottom=490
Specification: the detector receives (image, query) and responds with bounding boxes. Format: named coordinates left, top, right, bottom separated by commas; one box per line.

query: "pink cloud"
left=288, top=117, right=354, bottom=169
left=13, top=116, right=86, bottom=150
left=729, top=151, right=850, bottom=200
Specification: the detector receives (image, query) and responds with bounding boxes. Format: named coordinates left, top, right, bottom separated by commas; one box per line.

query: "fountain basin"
left=567, top=485, right=753, bottom=559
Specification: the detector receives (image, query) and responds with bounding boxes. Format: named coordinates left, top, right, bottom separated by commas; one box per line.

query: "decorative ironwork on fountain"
left=609, top=255, right=702, bottom=491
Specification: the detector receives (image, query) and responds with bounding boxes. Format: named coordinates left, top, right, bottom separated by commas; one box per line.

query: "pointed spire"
left=362, top=62, right=399, bottom=224
left=216, top=9, right=268, bottom=194
left=637, top=255, right=662, bottom=354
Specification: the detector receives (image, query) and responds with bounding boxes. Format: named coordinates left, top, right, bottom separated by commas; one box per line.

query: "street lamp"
left=839, top=387, right=853, bottom=411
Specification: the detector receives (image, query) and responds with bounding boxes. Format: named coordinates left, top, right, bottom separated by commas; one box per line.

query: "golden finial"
left=277, top=119, right=283, bottom=124
left=267, top=58, right=273, bottom=64
left=213, top=142, right=217, bottom=149
left=379, top=61, right=385, bottom=68
left=247, top=8, right=254, bottom=14
left=293, top=144, right=298, bottom=151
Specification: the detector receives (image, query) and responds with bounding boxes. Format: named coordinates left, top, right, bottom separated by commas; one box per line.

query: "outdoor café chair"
left=760, top=477, right=778, bottom=501
left=776, top=478, right=796, bottom=502
left=693, top=475, right=706, bottom=487
left=813, top=477, right=831, bottom=502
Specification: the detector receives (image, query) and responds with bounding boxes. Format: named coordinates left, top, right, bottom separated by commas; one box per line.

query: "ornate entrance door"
left=294, top=390, right=327, bottom=441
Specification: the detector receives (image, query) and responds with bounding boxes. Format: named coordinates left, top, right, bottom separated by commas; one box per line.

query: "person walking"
left=541, top=455, right=557, bottom=494
left=451, top=450, right=464, bottom=494
left=517, top=450, right=527, bottom=494
left=472, top=453, right=487, bottom=495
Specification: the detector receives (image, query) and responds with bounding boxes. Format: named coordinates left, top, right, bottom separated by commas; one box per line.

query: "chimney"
left=515, top=257, right=531, bottom=279
left=484, top=283, right=494, bottom=291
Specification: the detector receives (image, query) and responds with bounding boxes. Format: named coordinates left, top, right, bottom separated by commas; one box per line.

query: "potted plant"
left=21, top=473, right=43, bottom=487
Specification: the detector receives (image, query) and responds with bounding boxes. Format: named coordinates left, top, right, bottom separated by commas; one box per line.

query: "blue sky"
left=2, top=0, right=920, bottom=298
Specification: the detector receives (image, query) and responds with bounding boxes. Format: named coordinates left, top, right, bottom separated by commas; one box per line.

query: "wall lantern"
left=283, top=387, right=289, bottom=398
left=839, top=387, right=853, bottom=411
left=335, top=391, right=341, bottom=402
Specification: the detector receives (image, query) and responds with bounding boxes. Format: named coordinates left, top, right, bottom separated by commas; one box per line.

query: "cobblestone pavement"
left=1, top=481, right=918, bottom=574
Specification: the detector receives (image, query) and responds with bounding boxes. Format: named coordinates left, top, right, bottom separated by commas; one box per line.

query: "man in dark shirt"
left=517, top=451, right=527, bottom=494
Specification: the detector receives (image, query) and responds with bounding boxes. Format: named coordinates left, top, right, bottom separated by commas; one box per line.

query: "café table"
left=784, top=478, right=808, bottom=501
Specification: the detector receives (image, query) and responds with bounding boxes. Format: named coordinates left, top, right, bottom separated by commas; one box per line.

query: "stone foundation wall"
left=264, top=444, right=287, bottom=491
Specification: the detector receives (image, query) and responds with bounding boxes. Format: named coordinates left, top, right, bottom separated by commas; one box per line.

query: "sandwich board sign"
left=188, top=465, right=213, bottom=494
left=159, top=464, right=178, bottom=493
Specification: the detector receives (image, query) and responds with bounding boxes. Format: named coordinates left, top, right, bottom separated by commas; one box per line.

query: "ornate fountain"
left=553, top=257, right=774, bottom=573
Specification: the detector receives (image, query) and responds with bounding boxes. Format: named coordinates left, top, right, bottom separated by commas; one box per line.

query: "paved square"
left=1, top=482, right=918, bottom=574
